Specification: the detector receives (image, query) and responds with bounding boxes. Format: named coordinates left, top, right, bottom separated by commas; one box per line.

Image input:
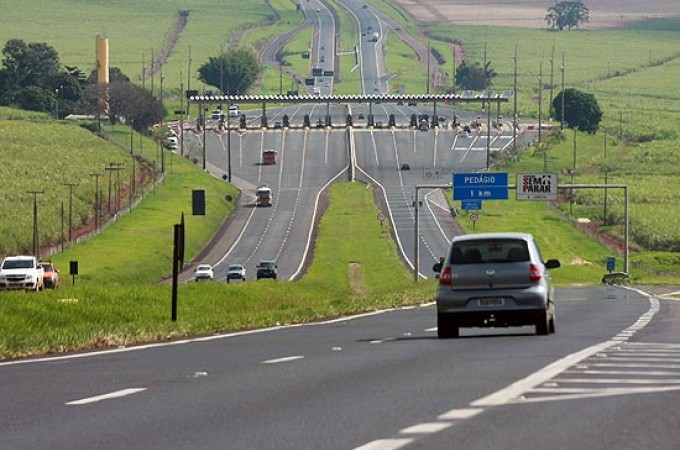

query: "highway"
left=187, top=99, right=521, bottom=280
left=3, top=287, right=680, bottom=449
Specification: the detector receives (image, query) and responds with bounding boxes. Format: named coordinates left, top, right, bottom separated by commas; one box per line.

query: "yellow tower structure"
left=96, top=36, right=109, bottom=113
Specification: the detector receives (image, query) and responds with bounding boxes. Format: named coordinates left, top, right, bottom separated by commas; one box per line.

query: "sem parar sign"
left=516, top=173, right=557, bottom=201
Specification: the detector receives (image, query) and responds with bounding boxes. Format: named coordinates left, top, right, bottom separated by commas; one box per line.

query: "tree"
left=545, top=1, right=589, bottom=31
left=0, top=39, right=88, bottom=116
left=107, top=81, right=164, bottom=131
left=455, top=60, right=497, bottom=91
left=198, top=47, right=259, bottom=95
left=15, top=85, right=55, bottom=113
left=553, top=88, right=602, bottom=134
left=0, top=39, right=61, bottom=104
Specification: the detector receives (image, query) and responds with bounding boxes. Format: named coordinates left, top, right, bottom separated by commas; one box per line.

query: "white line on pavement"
left=66, top=388, right=147, bottom=406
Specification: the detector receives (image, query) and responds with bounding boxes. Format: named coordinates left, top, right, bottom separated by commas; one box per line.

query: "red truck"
left=262, top=149, right=277, bottom=165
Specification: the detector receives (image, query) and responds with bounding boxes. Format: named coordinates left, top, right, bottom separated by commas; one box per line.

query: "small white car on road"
left=226, top=264, right=246, bottom=283
left=194, top=264, right=214, bottom=282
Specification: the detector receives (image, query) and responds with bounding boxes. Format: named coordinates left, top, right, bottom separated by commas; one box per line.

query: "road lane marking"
left=400, top=422, right=452, bottom=434
left=66, top=388, right=146, bottom=405
left=261, top=355, right=304, bottom=364
left=353, top=439, right=413, bottom=450
left=353, top=289, right=660, bottom=450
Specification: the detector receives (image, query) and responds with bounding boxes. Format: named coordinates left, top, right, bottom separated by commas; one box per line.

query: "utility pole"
left=227, top=102, right=232, bottom=183
left=426, top=42, right=431, bottom=95
left=63, top=182, right=78, bottom=242
left=452, top=45, right=456, bottom=93
left=28, top=190, right=44, bottom=257
left=105, top=162, right=125, bottom=215
left=150, top=47, right=155, bottom=96
left=180, top=75, right=185, bottom=156
left=202, top=100, right=207, bottom=171
left=484, top=43, right=490, bottom=169
left=186, top=45, right=192, bottom=117
left=549, top=45, right=555, bottom=119
left=513, top=44, right=518, bottom=160
left=560, top=53, right=565, bottom=130
left=538, top=61, right=543, bottom=145
left=90, top=172, right=102, bottom=231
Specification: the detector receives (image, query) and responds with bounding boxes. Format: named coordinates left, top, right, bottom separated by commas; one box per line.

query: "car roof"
left=452, top=232, right=533, bottom=243
left=196, top=264, right=212, bottom=269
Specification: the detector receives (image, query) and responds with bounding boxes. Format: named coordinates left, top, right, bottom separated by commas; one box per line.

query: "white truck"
left=0, top=255, right=44, bottom=291
left=255, top=185, right=273, bottom=207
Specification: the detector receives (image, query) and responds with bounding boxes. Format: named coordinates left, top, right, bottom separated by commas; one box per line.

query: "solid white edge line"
left=66, top=387, right=146, bottom=405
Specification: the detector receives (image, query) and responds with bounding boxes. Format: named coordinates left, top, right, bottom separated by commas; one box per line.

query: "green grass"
left=454, top=195, right=620, bottom=286
left=0, top=182, right=432, bottom=359
left=327, top=0, right=362, bottom=94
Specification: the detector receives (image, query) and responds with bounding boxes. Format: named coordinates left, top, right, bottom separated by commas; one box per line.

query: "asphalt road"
left=3, top=286, right=680, bottom=449
left=185, top=102, right=523, bottom=281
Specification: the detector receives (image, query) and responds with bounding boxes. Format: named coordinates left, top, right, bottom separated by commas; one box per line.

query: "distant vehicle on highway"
left=211, top=109, right=222, bottom=120
left=433, top=232, right=560, bottom=338
left=194, top=264, right=214, bottom=282
left=256, top=261, right=278, bottom=280
left=256, top=185, right=273, bottom=206
left=228, top=105, right=240, bottom=117
left=262, top=149, right=277, bottom=165
left=226, top=264, right=246, bottom=283
left=164, top=136, right=178, bottom=149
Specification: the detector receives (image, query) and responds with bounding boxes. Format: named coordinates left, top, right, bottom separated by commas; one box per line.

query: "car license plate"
left=478, top=298, right=504, bottom=307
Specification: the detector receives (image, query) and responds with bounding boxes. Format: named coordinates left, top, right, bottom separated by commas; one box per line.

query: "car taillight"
left=439, top=267, right=452, bottom=286
left=529, top=263, right=542, bottom=282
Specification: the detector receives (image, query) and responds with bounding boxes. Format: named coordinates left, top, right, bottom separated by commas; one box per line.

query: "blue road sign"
left=461, top=199, right=482, bottom=210
left=606, top=257, right=616, bottom=272
left=453, top=173, right=508, bottom=201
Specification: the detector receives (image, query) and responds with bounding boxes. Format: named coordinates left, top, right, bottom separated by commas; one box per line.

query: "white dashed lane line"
left=65, top=388, right=147, bottom=406
left=261, top=355, right=305, bottom=364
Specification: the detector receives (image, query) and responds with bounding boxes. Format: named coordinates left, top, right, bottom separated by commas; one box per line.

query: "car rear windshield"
left=450, top=239, right=529, bottom=264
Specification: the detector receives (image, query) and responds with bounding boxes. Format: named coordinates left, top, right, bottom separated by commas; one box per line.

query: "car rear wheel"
left=437, top=312, right=459, bottom=339
left=536, top=310, right=550, bottom=336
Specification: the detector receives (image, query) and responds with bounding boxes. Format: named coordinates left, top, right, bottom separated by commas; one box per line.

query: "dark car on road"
left=433, top=232, right=560, bottom=338
left=256, top=261, right=278, bottom=280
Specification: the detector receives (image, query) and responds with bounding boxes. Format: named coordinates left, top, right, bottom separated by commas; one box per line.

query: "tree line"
left=0, top=38, right=259, bottom=132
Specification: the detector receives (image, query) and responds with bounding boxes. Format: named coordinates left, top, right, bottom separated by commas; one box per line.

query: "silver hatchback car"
left=433, top=232, right=560, bottom=338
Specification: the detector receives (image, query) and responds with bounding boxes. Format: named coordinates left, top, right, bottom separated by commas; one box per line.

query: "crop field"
left=0, top=0, right=282, bottom=98
left=0, top=114, right=131, bottom=255
left=389, top=0, right=680, bottom=29
left=1, top=1, right=680, bottom=256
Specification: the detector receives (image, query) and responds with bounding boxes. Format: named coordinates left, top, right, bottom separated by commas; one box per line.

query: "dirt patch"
left=142, top=10, right=189, bottom=82
left=391, top=0, right=680, bottom=29
left=348, top=262, right=367, bottom=295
